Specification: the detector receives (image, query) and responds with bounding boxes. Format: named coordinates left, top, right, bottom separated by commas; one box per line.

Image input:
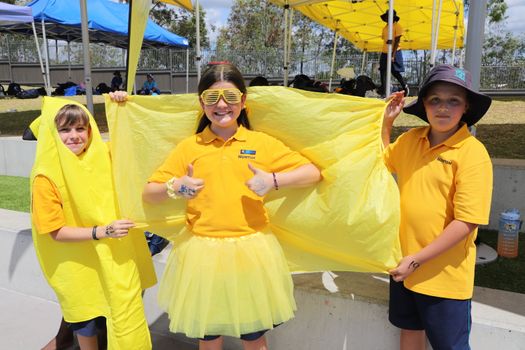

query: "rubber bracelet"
left=272, top=172, right=279, bottom=190
left=92, top=226, right=99, bottom=240
left=166, top=177, right=180, bottom=199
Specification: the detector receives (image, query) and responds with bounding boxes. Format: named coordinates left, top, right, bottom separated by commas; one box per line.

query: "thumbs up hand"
left=246, top=163, right=273, bottom=196
left=170, top=164, right=205, bottom=199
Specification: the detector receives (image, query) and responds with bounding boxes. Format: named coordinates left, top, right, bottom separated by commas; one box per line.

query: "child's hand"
left=175, top=164, right=205, bottom=199
left=109, top=91, right=128, bottom=103
left=104, top=219, right=135, bottom=238
left=389, top=255, right=420, bottom=282
left=246, top=163, right=273, bottom=196
left=384, top=91, right=405, bottom=124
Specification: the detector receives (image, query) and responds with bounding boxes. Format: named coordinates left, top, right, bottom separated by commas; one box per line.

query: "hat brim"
left=403, top=81, right=492, bottom=126
left=381, top=13, right=400, bottom=22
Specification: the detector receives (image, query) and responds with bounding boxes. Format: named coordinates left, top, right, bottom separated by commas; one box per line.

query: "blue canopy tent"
left=0, top=0, right=189, bottom=107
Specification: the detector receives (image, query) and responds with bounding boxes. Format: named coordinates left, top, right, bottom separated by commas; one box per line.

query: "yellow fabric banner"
left=31, top=97, right=156, bottom=349
left=105, top=86, right=402, bottom=273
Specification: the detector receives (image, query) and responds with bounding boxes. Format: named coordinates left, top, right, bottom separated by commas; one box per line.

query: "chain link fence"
left=1, top=36, right=524, bottom=89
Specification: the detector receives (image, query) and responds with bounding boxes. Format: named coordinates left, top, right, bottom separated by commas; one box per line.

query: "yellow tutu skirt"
left=158, top=230, right=296, bottom=338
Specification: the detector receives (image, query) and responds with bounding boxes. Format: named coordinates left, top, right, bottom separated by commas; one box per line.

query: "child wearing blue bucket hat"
left=382, top=64, right=493, bottom=350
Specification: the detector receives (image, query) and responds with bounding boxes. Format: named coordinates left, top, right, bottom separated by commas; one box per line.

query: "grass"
left=1, top=174, right=523, bottom=294
left=476, top=229, right=525, bottom=294
left=0, top=175, right=30, bottom=212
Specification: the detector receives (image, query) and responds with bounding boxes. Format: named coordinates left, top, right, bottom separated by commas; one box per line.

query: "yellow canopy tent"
left=270, top=0, right=464, bottom=90
left=126, top=0, right=194, bottom=93
left=270, top=0, right=464, bottom=52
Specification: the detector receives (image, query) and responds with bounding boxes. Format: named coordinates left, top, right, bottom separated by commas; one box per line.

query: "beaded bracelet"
left=92, top=226, right=99, bottom=240
left=272, top=172, right=279, bottom=190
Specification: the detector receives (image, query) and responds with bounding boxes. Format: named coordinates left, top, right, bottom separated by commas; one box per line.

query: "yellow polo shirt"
left=32, top=175, right=66, bottom=234
left=382, top=22, right=403, bottom=53
left=384, top=124, right=493, bottom=299
left=148, top=125, right=311, bottom=237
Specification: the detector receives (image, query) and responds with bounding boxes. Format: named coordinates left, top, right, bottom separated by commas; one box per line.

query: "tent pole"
left=80, top=0, right=94, bottom=114
left=386, top=0, right=394, bottom=97
left=451, top=2, right=460, bottom=66
left=282, top=2, right=289, bottom=86
left=432, top=0, right=443, bottom=65
left=6, top=34, right=13, bottom=83
left=55, top=39, right=58, bottom=65
left=465, top=0, right=487, bottom=91
left=67, top=40, right=72, bottom=80
left=430, top=0, right=437, bottom=67
left=328, top=30, right=338, bottom=92
left=42, top=19, right=52, bottom=93
left=31, top=20, right=49, bottom=95
left=360, top=50, right=366, bottom=75
left=186, top=48, right=189, bottom=93
left=286, top=8, right=293, bottom=78
left=195, top=0, right=201, bottom=82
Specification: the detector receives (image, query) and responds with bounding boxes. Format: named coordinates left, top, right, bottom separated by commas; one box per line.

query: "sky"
left=200, top=0, right=525, bottom=46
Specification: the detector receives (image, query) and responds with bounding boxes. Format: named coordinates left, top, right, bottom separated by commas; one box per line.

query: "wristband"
left=272, top=172, right=279, bottom=190
left=166, top=177, right=180, bottom=199
left=92, top=226, right=99, bottom=240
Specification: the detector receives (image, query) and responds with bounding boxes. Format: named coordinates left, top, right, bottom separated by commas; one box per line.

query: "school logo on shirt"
left=436, top=156, right=452, bottom=165
left=239, top=149, right=256, bottom=159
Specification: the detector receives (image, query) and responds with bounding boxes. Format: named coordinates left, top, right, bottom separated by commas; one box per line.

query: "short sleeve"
left=264, top=135, right=311, bottom=172
left=148, top=142, right=188, bottom=183
left=453, top=145, right=493, bottom=225
left=32, top=175, right=66, bottom=234
left=395, top=22, right=404, bottom=37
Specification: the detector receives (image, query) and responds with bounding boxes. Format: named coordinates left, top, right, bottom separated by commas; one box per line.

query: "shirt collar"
left=419, top=123, right=471, bottom=149
left=199, top=125, right=248, bottom=144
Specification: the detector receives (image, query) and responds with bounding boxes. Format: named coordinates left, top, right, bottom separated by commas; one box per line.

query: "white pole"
left=451, top=1, right=460, bottom=65
left=328, top=31, right=338, bottom=91
left=386, top=0, right=394, bottom=97
left=430, top=0, right=437, bottom=66
left=67, top=40, right=71, bottom=80
left=31, top=20, right=49, bottom=95
left=431, top=0, right=444, bottom=65
left=41, top=19, right=52, bottom=93
left=186, top=48, right=189, bottom=93
left=6, top=34, right=13, bottom=83
left=465, top=0, right=488, bottom=91
left=196, top=0, right=201, bottom=82
left=286, top=8, right=293, bottom=77
left=80, top=0, right=94, bottom=114
left=360, top=50, right=367, bottom=75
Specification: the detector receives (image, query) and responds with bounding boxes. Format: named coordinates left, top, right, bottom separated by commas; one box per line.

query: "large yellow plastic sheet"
left=31, top=97, right=156, bottom=349
left=270, top=0, right=464, bottom=51
left=105, top=86, right=402, bottom=273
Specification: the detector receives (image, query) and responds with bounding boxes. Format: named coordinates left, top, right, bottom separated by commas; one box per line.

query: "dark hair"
left=196, top=63, right=250, bottom=133
left=54, top=104, right=89, bottom=129
left=249, top=76, right=269, bottom=87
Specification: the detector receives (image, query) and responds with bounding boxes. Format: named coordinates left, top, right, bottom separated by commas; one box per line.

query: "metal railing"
left=1, top=36, right=524, bottom=89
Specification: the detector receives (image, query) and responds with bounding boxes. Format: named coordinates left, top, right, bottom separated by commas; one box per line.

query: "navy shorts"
left=67, top=316, right=106, bottom=337
left=389, top=278, right=471, bottom=350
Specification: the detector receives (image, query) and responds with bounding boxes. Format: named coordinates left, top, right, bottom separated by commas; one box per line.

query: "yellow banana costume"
left=105, top=86, right=401, bottom=273
left=30, top=97, right=156, bottom=349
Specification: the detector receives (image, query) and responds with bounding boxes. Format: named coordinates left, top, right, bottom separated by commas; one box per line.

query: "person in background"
left=249, top=76, right=269, bottom=87
left=382, top=65, right=493, bottom=350
left=377, top=9, right=408, bottom=97
left=110, top=71, right=122, bottom=92
left=140, top=73, right=161, bottom=95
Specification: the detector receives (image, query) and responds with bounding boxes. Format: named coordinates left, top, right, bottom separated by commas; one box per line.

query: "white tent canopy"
left=0, top=2, right=48, bottom=93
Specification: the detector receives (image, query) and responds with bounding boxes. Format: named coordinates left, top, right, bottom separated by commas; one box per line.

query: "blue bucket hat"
left=403, top=65, right=492, bottom=126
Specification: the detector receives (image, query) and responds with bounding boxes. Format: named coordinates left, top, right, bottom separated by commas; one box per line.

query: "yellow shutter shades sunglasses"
left=200, top=88, right=244, bottom=106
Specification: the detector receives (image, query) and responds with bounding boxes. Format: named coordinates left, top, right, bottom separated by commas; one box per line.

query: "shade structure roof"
left=270, top=0, right=464, bottom=52
left=0, top=2, right=34, bottom=25
left=0, top=0, right=189, bottom=49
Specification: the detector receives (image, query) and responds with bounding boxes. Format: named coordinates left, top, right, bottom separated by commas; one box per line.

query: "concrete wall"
left=1, top=137, right=523, bottom=231
left=1, top=209, right=524, bottom=350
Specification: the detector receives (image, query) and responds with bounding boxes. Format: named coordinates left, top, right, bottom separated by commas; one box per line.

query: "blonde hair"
left=54, top=104, right=89, bottom=129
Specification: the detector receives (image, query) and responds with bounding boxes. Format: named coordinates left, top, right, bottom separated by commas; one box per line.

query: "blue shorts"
left=389, top=278, right=471, bottom=350
left=67, top=316, right=106, bottom=337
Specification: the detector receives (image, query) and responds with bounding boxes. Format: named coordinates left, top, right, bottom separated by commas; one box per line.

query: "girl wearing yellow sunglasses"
left=141, top=63, right=321, bottom=350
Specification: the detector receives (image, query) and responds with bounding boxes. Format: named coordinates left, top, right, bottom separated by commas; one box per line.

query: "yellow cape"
left=105, top=86, right=401, bottom=273
left=30, top=97, right=156, bottom=349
